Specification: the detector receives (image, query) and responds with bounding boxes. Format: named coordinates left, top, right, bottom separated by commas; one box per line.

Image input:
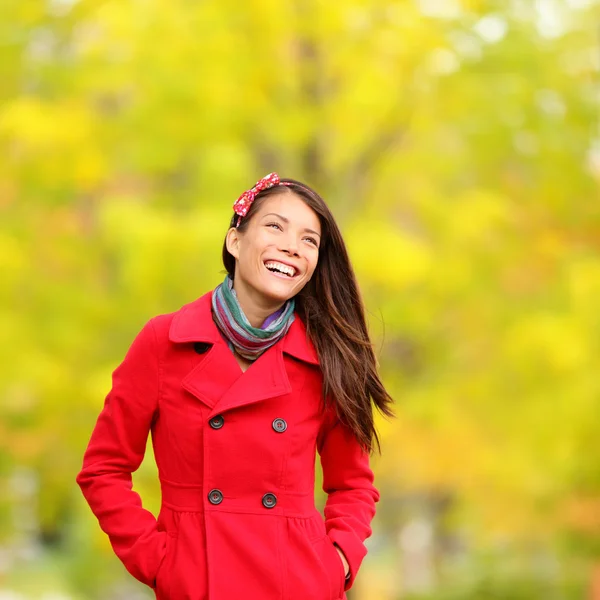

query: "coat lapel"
left=169, top=290, right=319, bottom=414
left=214, top=342, right=291, bottom=414
left=179, top=341, right=241, bottom=410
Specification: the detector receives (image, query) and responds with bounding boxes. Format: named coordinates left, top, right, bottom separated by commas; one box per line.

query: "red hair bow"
left=233, top=172, right=290, bottom=227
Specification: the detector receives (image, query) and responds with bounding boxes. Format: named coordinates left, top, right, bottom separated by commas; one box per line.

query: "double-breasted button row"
left=208, top=415, right=287, bottom=432
left=207, top=489, right=278, bottom=509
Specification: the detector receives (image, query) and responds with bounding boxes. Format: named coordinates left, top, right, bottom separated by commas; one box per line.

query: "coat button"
left=272, top=418, right=287, bottom=433
left=262, top=493, right=277, bottom=509
left=209, top=415, right=224, bottom=429
left=208, top=489, right=223, bottom=505
left=194, top=342, right=211, bottom=354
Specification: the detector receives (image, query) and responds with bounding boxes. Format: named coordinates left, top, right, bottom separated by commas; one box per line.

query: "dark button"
left=272, top=418, right=287, bottom=433
left=208, top=489, right=223, bottom=505
left=194, top=342, right=211, bottom=354
left=209, top=415, right=224, bottom=429
left=262, top=493, right=277, bottom=509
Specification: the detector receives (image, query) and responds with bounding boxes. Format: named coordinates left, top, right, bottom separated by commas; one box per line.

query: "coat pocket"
left=154, top=533, right=176, bottom=599
left=310, top=535, right=346, bottom=600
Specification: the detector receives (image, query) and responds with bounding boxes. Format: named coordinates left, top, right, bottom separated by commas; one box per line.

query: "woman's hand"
left=334, top=543, right=350, bottom=578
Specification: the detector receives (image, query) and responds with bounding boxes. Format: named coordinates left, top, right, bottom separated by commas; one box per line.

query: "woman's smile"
left=263, top=260, right=299, bottom=279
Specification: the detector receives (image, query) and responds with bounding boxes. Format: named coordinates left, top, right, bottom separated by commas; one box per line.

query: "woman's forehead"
left=256, top=194, right=321, bottom=232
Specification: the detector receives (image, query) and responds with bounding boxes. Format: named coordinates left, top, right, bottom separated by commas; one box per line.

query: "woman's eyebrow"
left=263, top=212, right=321, bottom=237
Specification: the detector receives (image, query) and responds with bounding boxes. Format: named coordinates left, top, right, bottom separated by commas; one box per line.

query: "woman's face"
left=226, top=192, right=321, bottom=308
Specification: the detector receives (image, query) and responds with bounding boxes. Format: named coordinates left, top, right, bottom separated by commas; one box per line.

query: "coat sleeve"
left=317, top=405, right=380, bottom=591
left=75, top=318, right=167, bottom=588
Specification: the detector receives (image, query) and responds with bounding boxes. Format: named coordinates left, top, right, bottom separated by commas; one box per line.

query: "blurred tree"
left=0, top=0, right=598, bottom=596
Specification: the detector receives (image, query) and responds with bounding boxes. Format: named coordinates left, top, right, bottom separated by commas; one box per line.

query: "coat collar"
left=168, top=290, right=319, bottom=366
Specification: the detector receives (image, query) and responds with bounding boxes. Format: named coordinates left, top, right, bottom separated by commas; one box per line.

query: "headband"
left=232, top=172, right=292, bottom=228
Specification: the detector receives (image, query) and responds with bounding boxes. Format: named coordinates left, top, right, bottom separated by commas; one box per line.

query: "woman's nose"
left=280, top=234, right=299, bottom=256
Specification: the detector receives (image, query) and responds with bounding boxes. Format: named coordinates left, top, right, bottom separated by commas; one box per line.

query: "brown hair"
left=222, top=178, right=395, bottom=454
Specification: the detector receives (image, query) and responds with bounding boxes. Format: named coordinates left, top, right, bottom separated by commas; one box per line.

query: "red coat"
left=76, top=290, right=379, bottom=600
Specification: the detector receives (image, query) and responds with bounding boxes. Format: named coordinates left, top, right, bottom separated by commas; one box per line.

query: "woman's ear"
left=225, top=227, right=241, bottom=260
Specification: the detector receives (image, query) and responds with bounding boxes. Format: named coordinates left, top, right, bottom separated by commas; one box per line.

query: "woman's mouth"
left=264, top=261, right=298, bottom=279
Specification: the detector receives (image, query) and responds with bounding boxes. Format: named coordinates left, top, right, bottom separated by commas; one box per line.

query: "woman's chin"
left=259, top=280, right=299, bottom=304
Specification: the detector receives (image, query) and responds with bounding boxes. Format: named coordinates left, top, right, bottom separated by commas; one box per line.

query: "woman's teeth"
left=264, top=261, right=296, bottom=277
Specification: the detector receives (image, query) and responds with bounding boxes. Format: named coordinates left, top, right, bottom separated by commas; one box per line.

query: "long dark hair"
left=222, top=177, right=395, bottom=454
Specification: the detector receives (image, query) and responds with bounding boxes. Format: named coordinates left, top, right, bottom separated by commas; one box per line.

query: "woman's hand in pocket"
left=334, top=543, right=349, bottom=578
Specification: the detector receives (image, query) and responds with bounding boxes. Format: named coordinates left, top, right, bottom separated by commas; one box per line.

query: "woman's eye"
left=304, top=237, right=318, bottom=246
left=266, top=222, right=282, bottom=230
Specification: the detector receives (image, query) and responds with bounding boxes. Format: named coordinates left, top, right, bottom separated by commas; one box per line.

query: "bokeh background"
left=1, top=0, right=599, bottom=598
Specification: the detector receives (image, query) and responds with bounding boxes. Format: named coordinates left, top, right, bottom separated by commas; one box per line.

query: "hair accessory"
left=233, top=172, right=291, bottom=227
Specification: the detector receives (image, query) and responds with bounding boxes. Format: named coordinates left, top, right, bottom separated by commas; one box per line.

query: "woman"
left=76, top=173, right=394, bottom=600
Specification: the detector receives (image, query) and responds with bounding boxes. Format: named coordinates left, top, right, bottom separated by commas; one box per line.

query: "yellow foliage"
left=0, top=98, right=106, bottom=189
left=502, top=313, right=589, bottom=374
left=346, top=221, right=433, bottom=289
left=1, top=0, right=599, bottom=588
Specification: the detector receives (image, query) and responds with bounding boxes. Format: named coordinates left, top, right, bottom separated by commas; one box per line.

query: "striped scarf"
left=211, top=275, right=296, bottom=361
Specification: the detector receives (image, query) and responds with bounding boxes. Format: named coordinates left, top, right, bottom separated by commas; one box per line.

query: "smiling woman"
left=76, top=173, right=394, bottom=600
